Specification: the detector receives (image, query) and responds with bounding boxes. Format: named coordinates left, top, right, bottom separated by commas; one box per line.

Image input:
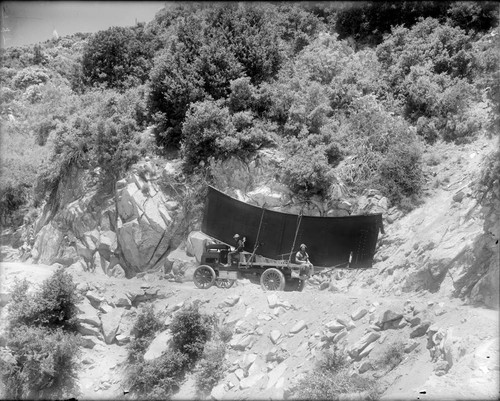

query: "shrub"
left=0, top=183, right=28, bottom=222
left=7, top=268, right=78, bottom=332
left=180, top=100, right=235, bottom=171
left=133, top=305, right=163, bottom=339
left=317, top=345, right=348, bottom=373
left=0, top=326, right=80, bottom=400
left=81, top=25, right=155, bottom=89
left=12, top=66, right=50, bottom=89
left=128, top=350, right=189, bottom=400
left=194, top=340, right=227, bottom=396
left=228, top=77, right=256, bottom=113
left=377, top=341, right=406, bottom=371
left=288, top=369, right=379, bottom=400
left=181, top=100, right=273, bottom=173
left=127, top=305, right=163, bottom=362
left=281, top=139, right=335, bottom=199
left=377, top=138, right=424, bottom=205
left=335, top=95, right=424, bottom=206
left=170, top=304, right=216, bottom=363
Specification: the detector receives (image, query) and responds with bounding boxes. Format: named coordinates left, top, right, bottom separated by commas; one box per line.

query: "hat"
left=233, top=234, right=240, bottom=239
left=300, top=243, right=307, bottom=248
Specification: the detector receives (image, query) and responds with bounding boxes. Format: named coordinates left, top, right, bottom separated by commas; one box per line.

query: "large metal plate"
left=202, top=186, right=383, bottom=268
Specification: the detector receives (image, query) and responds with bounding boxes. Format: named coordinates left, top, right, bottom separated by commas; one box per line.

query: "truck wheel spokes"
left=215, top=278, right=235, bottom=289
left=260, top=268, right=285, bottom=291
left=193, top=265, right=216, bottom=289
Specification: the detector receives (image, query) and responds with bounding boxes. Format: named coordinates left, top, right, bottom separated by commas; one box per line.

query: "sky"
left=0, top=1, right=168, bottom=48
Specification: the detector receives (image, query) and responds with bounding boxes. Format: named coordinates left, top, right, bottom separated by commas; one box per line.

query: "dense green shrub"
left=170, top=304, right=216, bottom=363
left=335, top=95, right=424, bottom=205
left=377, top=18, right=476, bottom=89
left=0, top=326, right=80, bottom=400
left=127, top=305, right=220, bottom=399
left=34, top=88, right=145, bottom=202
left=446, top=2, right=499, bottom=33
left=180, top=99, right=274, bottom=172
left=180, top=100, right=235, bottom=171
left=7, top=268, right=79, bottom=332
left=82, top=24, right=155, bottom=89
left=128, top=305, right=163, bottom=362
left=377, top=138, right=424, bottom=205
left=148, top=3, right=286, bottom=149
left=288, top=368, right=379, bottom=400
left=0, top=183, right=28, bottom=223
left=128, top=350, right=189, bottom=400
left=317, top=345, right=348, bottom=373
left=194, top=340, right=227, bottom=396
left=12, top=66, right=50, bottom=89
left=334, top=1, right=451, bottom=46
left=377, top=341, right=406, bottom=370
left=0, top=270, right=80, bottom=399
left=281, top=139, right=335, bottom=199
left=132, top=305, right=163, bottom=339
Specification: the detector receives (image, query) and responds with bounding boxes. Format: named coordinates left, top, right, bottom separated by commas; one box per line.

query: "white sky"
left=1, top=1, right=168, bottom=48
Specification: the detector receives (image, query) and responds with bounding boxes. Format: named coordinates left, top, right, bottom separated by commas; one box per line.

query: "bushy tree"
left=377, top=18, right=476, bottom=88
left=82, top=24, right=155, bottom=89
left=180, top=99, right=273, bottom=172
left=332, top=1, right=497, bottom=46
left=335, top=95, right=424, bottom=204
left=148, top=3, right=286, bottom=149
left=446, top=1, right=499, bottom=33
left=274, top=4, right=326, bottom=54
left=128, top=350, right=189, bottom=400
left=7, top=268, right=78, bottom=332
left=0, top=270, right=80, bottom=399
left=180, top=100, right=235, bottom=171
left=281, top=139, right=335, bottom=199
left=169, top=304, right=216, bottom=362
left=12, top=66, right=50, bottom=89
left=1, top=326, right=80, bottom=400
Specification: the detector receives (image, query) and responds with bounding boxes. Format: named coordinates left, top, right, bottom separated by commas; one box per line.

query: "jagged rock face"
left=30, top=164, right=185, bottom=277
left=373, top=148, right=499, bottom=310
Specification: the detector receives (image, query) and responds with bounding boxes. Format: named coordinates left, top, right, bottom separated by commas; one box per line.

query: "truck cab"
left=200, top=243, right=231, bottom=266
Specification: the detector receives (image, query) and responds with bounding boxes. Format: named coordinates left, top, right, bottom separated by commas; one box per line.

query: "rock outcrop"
left=29, top=160, right=185, bottom=277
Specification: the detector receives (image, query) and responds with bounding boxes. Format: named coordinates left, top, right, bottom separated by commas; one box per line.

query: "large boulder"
left=100, top=308, right=123, bottom=344
left=31, top=222, right=64, bottom=264
left=348, top=332, right=380, bottom=360
left=246, top=185, right=290, bottom=208
left=76, top=298, right=101, bottom=327
left=186, top=231, right=212, bottom=262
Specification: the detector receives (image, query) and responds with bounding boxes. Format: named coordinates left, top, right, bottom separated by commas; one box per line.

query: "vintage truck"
left=192, top=186, right=384, bottom=292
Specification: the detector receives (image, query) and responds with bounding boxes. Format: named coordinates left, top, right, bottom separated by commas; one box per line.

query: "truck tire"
left=193, top=265, right=216, bottom=289
left=260, top=268, right=285, bottom=291
left=215, top=278, right=235, bottom=289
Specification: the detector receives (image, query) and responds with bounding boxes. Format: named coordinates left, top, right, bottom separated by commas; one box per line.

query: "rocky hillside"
left=0, top=130, right=498, bottom=400
left=0, top=3, right=499, bottom=399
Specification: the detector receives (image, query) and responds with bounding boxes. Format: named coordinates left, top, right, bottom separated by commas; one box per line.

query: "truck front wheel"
left=193, top=265, right=216, bottom=289
left=260, top=268, right=285, bottom=291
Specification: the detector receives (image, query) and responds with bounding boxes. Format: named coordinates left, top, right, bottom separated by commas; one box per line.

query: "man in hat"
left=295, top=243, right=313, bottom=278
left=228, top=234, right=245, bottom=266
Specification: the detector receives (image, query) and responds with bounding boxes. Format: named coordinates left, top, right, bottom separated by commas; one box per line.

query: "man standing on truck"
left=296, top=243, right=313, bottom=278
left=228, top=234, right=245, bottom=266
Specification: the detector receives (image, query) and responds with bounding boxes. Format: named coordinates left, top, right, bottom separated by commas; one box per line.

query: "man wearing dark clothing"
left=228, top=234, right=245, bottom=266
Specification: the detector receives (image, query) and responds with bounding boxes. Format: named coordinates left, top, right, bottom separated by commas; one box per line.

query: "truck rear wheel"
left=260, top=268, right=285, bottom=291
left=215, top=278, right=235, bottom=289
left=193, top=265, right=216, bottom=289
